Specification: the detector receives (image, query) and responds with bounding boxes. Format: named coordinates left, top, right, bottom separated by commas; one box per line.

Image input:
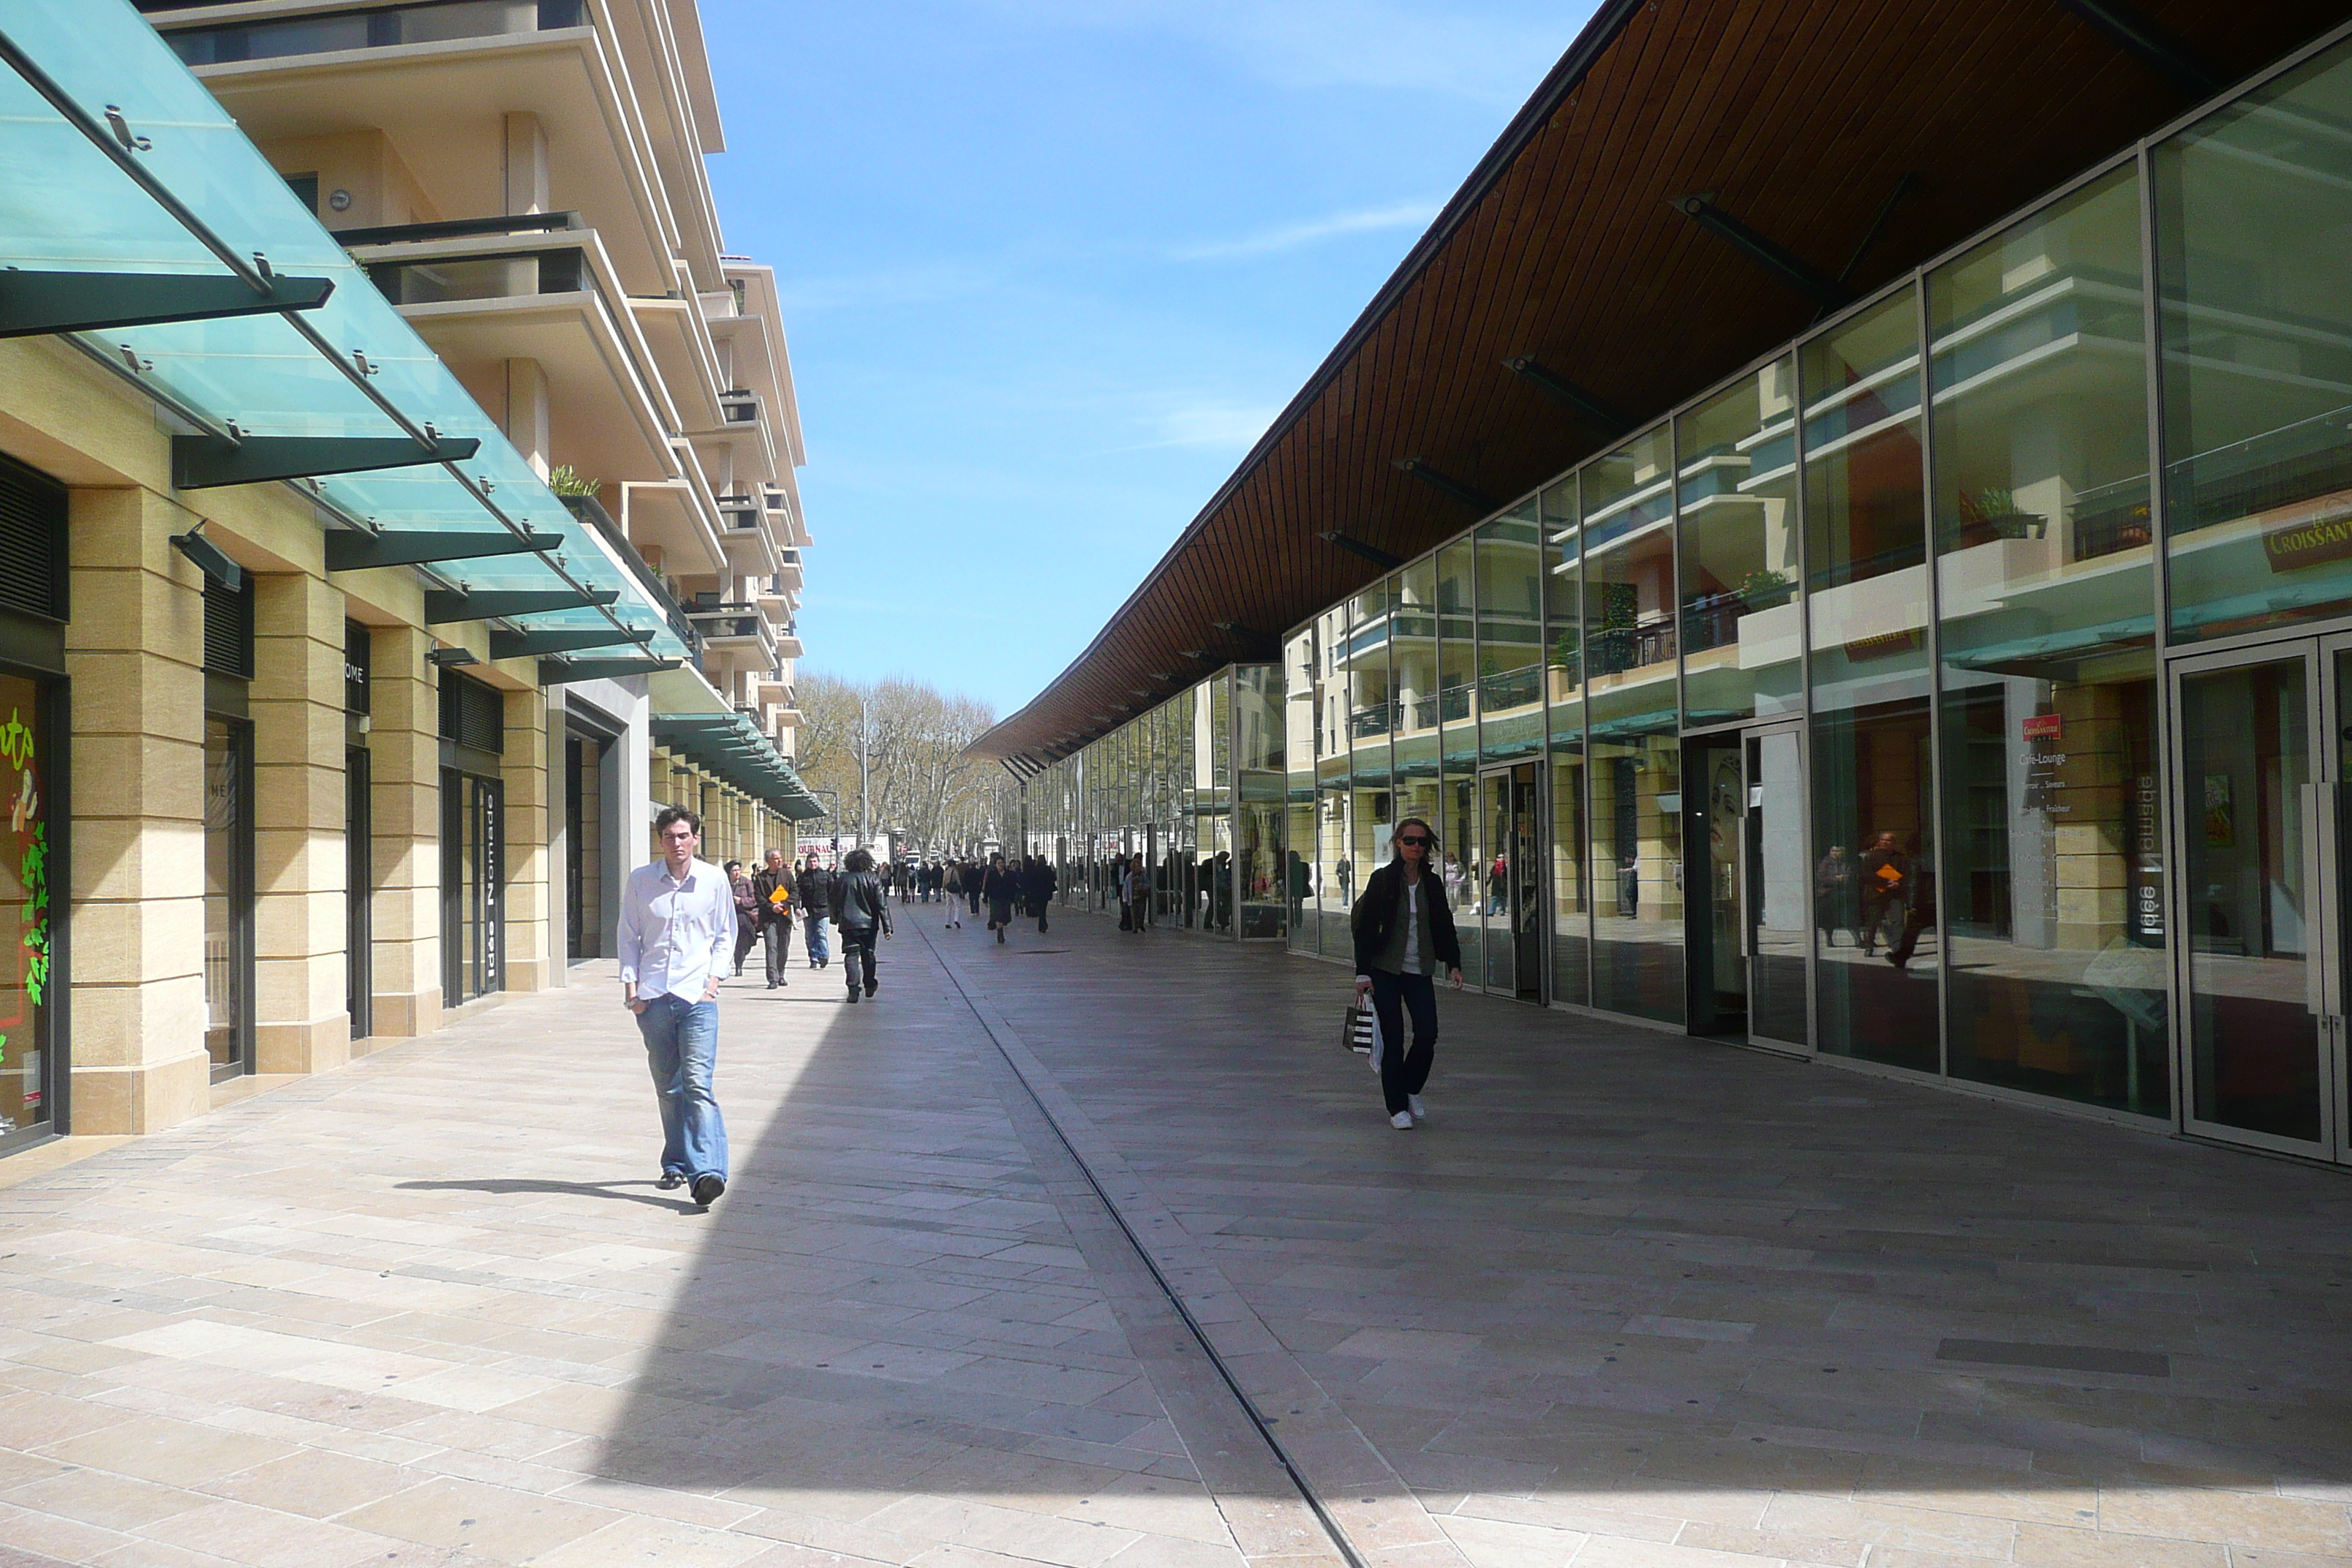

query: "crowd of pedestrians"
left=623, top=824, right=1470, bottom=1211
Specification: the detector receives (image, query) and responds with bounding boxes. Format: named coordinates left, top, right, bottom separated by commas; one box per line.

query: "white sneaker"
left=1390, top=1111, right=1414, bottom=1130
left=1408, top=1095, right=1427, bottom=1122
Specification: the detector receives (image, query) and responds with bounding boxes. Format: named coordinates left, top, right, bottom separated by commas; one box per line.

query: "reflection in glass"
left=1285, top=627, right=1318, bottom=953
left=1806, top=285, right=1936, bottom=1068
left=1678, top=359, right=1801, bottom=727
left=1931, top=166, right=2168, bottom=1114
left=2182, top=659, right=2319, bottom=1142
left=1476, top=510, right=1546, bottom=766
left=2157, top=39, right=2352, bottom=644
left=1235, top=664, right=1286, bottom=939
left=1436, top=542, right=1483, bottom=975
left=1584, top=429, right=1681, bottom=1022
left=0, top=677, right=50, bottom=1133
left=203, top=716, right=249, bottom=1080
left=1746, top=729, right=1809, bottom=1046
left=1392, top=557, right=1442, bottom=930
left=1348, top=581, right=1395, bottom=888
left=1544, top=475, right=1588, bottom=1007
left=1315, top=606, right=1354, bottom=951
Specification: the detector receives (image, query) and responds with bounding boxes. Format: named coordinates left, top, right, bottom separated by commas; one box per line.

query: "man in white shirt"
left=615, top=805, right=735, bottom=1207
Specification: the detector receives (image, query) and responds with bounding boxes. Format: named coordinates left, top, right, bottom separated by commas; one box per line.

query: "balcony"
left=152, top=1, right=588, bottom=67
left=714, top=493, right=781, bottom=576
left=559, top=494, right=696, bottom=654
left=685, top=600, right=776, bottom=670
left=149, top=0, right=688, bottom=297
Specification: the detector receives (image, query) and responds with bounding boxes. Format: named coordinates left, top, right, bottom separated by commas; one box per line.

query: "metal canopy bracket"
left=487, top=626, right=652, bottom=659
left=2054, top=0, right=2219, bottom=96
left=537, top=655, right=678, bottom=683
left=0, top=268, right=332, bottom=339
left=174, top=434, right=481, bottom=490
left=1317, top=529, right=1404, bottom=570
left=1667, top=194, right=1850, bottom=312
left=1501, top=356, right=1632, bottom=435
left=1392, top=456, right=1499, bottom=513
left=325, top=528, right=559, bottom=573
left=426, top=587, right=619, bottom=623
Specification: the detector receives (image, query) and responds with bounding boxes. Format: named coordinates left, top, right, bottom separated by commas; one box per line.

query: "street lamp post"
left=855, top=690, right=870, bottom=851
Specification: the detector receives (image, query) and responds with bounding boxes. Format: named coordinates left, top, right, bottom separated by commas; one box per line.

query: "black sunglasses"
left=1397, top=834, right=1432, bottom=847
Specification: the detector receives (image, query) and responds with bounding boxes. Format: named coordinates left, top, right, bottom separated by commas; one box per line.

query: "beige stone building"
left=0, top=0, right=815, bottom=1150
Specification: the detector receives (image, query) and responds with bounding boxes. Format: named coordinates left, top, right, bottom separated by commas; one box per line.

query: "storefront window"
left=1543, top=475, right=1589, bottom=1007
left=2157, top=37, right=2352, bottom=643
left=1806, top=284, right=1936, bottom=1069
left=1476, top=509, right=1546, bottom=766
left=1392, top=556, right=1442, bottom=914
left=1436, top=541, right=1482, bottom=975
left=203, top=715, right=252, bottom=1080
left=1199, top=676, right=1230, bottom=933
left=0, top=678, right=52, bottom=1135
left=1348, top=580, right=1394, bottom=893
left=1314, top=606, right=1354, bottom=951
left=1235, top=664, right=1285, bottom=939
left=1931, top=165, right=2168, bottom=1115
left=1284, top=627, right=1318, bottom=952
left=1678, top=358, right=1801, bottom=727
left=1584, top=430, right=1681, bottom=1022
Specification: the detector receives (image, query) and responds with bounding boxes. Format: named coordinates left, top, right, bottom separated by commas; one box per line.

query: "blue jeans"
left=634, top=994, right=728, bottom=1181
left=802, top=914, right=829, bottom=965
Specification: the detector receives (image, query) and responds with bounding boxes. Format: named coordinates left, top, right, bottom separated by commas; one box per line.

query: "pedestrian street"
left=0, top=905, right=2342, bottom=1567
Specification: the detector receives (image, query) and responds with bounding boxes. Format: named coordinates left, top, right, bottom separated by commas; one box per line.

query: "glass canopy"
left=0, top=0, right=690, bottom=660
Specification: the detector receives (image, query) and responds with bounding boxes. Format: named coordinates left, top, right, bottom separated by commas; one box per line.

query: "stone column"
left=65, top=489, right=209, bottom=1134
left=251, top=571, right=351, bottom=1074
left=501, top=685, right=551, bottom=992
left=365, top=625, right=440, bottom=1039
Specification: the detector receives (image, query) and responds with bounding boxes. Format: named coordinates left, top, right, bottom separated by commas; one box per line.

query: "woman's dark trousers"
left=1368, top=969, right=1438, bottom=1116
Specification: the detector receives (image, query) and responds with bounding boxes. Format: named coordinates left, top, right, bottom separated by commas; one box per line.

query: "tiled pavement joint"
left=917, top=920, right=1469, bottom=1568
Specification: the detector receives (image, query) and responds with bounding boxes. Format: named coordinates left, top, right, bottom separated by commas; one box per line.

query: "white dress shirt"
left=616, top=856, right=736, bottom=1003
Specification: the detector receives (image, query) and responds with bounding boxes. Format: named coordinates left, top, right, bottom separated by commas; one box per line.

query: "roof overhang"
left=969, top=0, right=2351, bottom=761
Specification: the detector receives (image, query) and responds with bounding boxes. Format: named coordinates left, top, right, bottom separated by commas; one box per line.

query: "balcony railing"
left=558, top=494, right=696, bottom=654
left=336, top=211, right=581, bottom=248
left=1477, top=663, right=1542, bottom=712
left=366, top=246, right=587, bottom=306
left=719, top=391, right=759, bottom=424
left=685, top=601, right=774, bottom=653
left=1589, top=617, right=1677, bottom=677
left=153, top=0, right=589, bottom=67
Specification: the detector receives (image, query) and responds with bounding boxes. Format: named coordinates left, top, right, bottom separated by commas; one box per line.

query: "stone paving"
left=0, top=902, right=2340, bottom=1567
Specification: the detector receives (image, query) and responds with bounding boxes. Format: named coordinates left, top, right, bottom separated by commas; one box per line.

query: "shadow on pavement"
left=395, top=1177, right=701, bottom=1215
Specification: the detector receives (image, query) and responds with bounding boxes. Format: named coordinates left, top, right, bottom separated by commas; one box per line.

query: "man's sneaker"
left=657, top=1172, right=686, bottom=1191
left=865, top=981, right=878, bottom=998
left=691, top=1175, right=725, bottom=1207
left=1408, top=1094, right=1427, bottom=1121
left=1389, top=1112, right=1414, bottom=1130
left=845, top=987, right=860, bottom=1003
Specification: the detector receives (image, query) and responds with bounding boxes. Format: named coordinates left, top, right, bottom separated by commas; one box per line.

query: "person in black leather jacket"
left=795, top=856, right=833, bottom=970
left=829, top=848, right=893, bottom=1002
left=1351, top=817, right=1464, bottom=1130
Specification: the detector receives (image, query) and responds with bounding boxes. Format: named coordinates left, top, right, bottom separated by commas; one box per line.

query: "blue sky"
left=703, top=1, right=1598, bottom=719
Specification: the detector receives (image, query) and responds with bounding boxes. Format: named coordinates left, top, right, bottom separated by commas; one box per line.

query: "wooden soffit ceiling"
left=971, top=0, right=2351, bottom=763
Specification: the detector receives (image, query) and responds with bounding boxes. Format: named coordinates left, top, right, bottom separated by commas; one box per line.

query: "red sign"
left=2022, top=714, right=2062, bottom=740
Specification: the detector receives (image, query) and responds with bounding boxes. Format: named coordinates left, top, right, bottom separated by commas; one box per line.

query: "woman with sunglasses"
left=1352, top=816, right=1463, bottom=1129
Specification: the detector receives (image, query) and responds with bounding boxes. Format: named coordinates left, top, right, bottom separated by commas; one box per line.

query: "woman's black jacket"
left=1349, top=860, right=1462, bottom=977
left=830, top=871, right=892, bottom=936
left=982, top=866, right=1020, bottom=908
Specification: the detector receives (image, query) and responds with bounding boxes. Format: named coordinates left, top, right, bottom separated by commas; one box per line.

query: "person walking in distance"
left=1125, top=855, right=1153, bottom=935
left=726, top=861, right=764, bottom=978
left=616, top=807, right=734, bottom=1207
left=1352, top=815, right=1464, bottom=1131
left=795, top=853, right=832, bottom=970
left=982, top=851, right=1019, bottom=944
left=1858, top=831, right=1911, bottom=957
left=830, top=847, right=892, bottom=1001
left=965, top=859, right=984, bottom=921
left=1025, top=853, right=1056, bottom=933
left=752, top=848, right=794, bottom=989
left=942, top=861, right=965, bottom=930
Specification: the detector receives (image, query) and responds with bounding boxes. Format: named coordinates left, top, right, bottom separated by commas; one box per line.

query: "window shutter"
left=203, top=576, right=254, bottom=679
left=0, top=453, right=67, bottom=623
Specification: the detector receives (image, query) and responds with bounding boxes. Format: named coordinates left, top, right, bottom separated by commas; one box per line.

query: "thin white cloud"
left=1174, top=199, right=1439, bottom=262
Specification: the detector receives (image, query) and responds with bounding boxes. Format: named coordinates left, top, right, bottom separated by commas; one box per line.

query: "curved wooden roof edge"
left=968, top=0, right=1650, bottom=764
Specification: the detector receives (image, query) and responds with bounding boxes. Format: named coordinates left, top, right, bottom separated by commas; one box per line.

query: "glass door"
left=2171, top=638, right=2347, bottom=1163
left=1746, top=723, right=1810, bottom=1052
left=1479, top=764, right=1544, bottom=998
left=1686, top=735, right=1746, bottom=1038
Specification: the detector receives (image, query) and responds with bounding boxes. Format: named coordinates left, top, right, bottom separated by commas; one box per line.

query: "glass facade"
left=1017, top=664, right=1286, bottom=945
left=1016, top=30, right=2352, bottom=1164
